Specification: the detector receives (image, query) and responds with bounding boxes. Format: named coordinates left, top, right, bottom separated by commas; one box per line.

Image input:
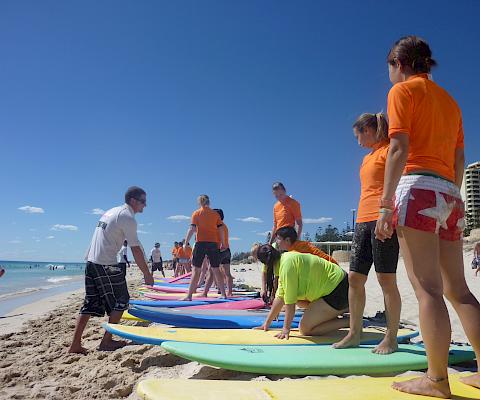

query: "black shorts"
left=192, top=242, right=221, bottom=268
left=350, top=221, right=399, bottom=276
left=220, top=248, right=231, bottom=265
left=152, top=260, right=163, bottom=272
left=322, top=271, right=349, bottom=311
left=80, top=262, right=130, bottom=317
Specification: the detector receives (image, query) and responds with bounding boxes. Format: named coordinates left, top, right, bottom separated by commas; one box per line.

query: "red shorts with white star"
left=393, top=175, right=465, bottom=241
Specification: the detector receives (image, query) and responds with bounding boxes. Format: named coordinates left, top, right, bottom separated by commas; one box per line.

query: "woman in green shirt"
left=255, top=244, right=349, bottom=339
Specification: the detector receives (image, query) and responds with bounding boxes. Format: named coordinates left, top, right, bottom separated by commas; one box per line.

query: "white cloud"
left=46, top=236, right=55, bottom=239
left=138, top=223, right=145, bottom=227
left=88, top=208, right=105, bottom=215
left=9, top=240, right=22, bottom=244
left=167, top=215, right=190, bottom=222
left=303, top=217, right=333, bottom=224
left=18, top=205, right=44, bottom=214
left=51, top=224, right=78, bottom=231
left=256, top=231, right=271, bottom=237
left=137, top=230, right=149, bottom=234
left=230, top=237, right=242, bottom=241
left=236, top=217, right=263, bottom=223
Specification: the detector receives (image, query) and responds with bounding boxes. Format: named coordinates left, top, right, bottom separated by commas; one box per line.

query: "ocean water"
left=0, top=260, right=85, bottom=316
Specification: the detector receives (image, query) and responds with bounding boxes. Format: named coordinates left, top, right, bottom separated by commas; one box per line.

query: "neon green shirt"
left=276, top=252, right=345, bottom=305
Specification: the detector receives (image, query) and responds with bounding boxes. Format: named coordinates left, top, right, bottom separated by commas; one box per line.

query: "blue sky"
left=1, top=0, right=479, bottom=262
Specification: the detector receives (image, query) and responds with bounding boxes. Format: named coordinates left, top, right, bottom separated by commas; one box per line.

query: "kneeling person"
left=256, top=246, right=349, bottom=339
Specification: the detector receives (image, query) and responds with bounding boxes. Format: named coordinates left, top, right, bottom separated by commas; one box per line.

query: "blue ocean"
left=0, top=260, right=85, bottom=316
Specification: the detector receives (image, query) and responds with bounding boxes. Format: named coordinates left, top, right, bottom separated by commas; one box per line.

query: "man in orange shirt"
left=182, top=195, right=227, bottom=300
left=171, top=241, right=180, bottom=276
left=270, top=182, right=302, bottom=244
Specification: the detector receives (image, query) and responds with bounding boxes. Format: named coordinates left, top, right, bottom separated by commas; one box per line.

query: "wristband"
left=379, top=208, right=393, bottom=214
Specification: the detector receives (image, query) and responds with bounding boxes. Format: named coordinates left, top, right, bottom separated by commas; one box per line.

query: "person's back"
left=278, top=252, right=345, bottom=304
left=290, top=240, right=338, bottom=265
left=192, top=206, right=222, bottom=243
left=388, top=74, right=462, bottom=181
left=274, top=196, right=302, bottom=230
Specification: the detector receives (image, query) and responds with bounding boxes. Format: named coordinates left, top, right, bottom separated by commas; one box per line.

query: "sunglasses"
left=134, top=197, right=147, bottom=205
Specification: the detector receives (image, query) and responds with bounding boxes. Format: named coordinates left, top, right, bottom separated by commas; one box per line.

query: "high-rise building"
left=463, top=162, right=480, bottom=230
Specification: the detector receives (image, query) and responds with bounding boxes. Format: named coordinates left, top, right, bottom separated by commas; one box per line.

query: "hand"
left=375, top=210, right=394, bottom=242
left=144, top=273, right=154, bottom=286
left=275, top=329, right=290, bottom=340
left=253, top=322, right=269, bottom=331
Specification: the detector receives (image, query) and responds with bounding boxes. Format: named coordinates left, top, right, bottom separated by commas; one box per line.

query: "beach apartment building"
left=461, top=161, right=480, bottom=230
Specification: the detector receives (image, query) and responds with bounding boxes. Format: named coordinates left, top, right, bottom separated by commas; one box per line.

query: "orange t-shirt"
left=171, top=247, right=178, bottom=257
left=191, top=206, right=223, bottom=243
left=216, top=223, right=229, bottom=249
left=356, top=144, right=389, bottom=223
left=273, top=197, right=302, bottom=230
left=290, top=240, right=339, bottom=265
left=387, top=74, right=464, bottom=182
left=176, top=247, right=190, bottom=259
left=185, top=247, right=193, bottom=258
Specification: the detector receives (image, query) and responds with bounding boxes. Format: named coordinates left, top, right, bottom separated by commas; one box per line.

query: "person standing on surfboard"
left=255, top=248, right=349, bottom=338
left=68, top=186, right=154, bottom=354
left=181, top=195, right=227, bottom=300
left=118, top=240, right=130, bottom=269
left=270, top=182, right=303, bottom=245
left=333, top=113, right=401, bottom=355
left=150, top=242, right=164, bottom=278
left=375, top=36, right=480, bottom=397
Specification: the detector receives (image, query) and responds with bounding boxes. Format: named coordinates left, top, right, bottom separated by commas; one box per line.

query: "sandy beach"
left=0, top=246, right=479, bottom=400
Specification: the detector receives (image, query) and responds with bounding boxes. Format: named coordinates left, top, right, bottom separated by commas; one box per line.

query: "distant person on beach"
left=150, top=242, right=164, bottom=278
left=118, top=240, right=130, bottom=269
left=255, top=248, right=349, bottom=338
left=333, top=113, right=401, bottom=355
left=182, top=194, right=227, bottom=300
left=0, top=267, right=5, bottom=278
left=172, top=242, right=179, bottom=276
left=375, top=36, right=480, bottom=397
left=270, top=182, right=302, bottom=244
left=473, top=242, right=480, bottom=276
left=69, top=186, right=154, bottom=354
left=202, top=209, right=234, bottom=297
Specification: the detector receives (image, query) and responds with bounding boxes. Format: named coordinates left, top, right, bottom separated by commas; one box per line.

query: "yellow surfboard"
left=121, top=311, right=146, bottom=322
left=137, top=374, right=480, bottom=400
left=105, top=324, right=417, bottom=346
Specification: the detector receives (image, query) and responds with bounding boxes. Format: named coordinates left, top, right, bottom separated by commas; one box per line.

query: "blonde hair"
left=353, top=112, right=389, bottom=144
left=250, top=243, right=262, bottom=261
left=197, top=194, right=210, bottom=207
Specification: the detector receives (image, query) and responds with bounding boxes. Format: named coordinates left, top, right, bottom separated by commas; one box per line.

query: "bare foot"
left=201, top=293, right=208, bottom=298
left=180, top=296, right=192, bottom=301
left=372, top=336, right=398, bottom=355
left=98, top=339, right=127, bottom=352
left=460, top=373, right=480, bottom=389
left=68, top=346, right=88, bottom=355
left=392, top=376, right=450, bottom=399
left=332, top=332, right=361, bottom=349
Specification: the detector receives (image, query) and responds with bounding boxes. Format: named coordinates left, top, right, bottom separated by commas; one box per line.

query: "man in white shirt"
left=150, top=242, right=164, bottom=277
left=118, top=240, right=130, bottom=268
left=69, top=186, right=154, bottom=354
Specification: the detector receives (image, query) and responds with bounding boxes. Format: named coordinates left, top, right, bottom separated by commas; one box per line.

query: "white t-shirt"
left=150, top=248, right=162, bottom=263
left=85, top=204, right=141, bottom=265
left=118, top=245, right=128, bottom=263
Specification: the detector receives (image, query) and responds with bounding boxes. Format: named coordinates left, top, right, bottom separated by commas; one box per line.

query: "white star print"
left=417, top=191, right=455, bottom=233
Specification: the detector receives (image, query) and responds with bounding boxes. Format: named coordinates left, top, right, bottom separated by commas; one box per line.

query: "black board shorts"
left=220, top=248, right=232, bottom=265
left=350, top=221, right=399, bottom=276
left=79, top=262, right=129, bottom=317
left=192, top=242, right=221, bottom=268
left=152, top=260, right=163, bottom=272
left=322, top=271, right=349, bottom=311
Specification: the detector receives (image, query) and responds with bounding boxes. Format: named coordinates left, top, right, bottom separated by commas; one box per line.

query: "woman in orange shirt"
left=333, top=113, right=400, bottom=355
left=376, top=36, right=480, bottom=397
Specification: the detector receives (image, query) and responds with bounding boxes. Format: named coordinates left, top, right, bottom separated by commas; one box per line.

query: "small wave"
left=46, top=276, right=74, bottom=283
left=0, top=287, right=45, bottom=301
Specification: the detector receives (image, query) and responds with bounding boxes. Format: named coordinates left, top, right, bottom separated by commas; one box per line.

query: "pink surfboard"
left=144, top=292, right=222, bottom=301
left=148, top=285, right=218, bottom=294
left=182, top=299, right=265, bottom=310
left=167, top=272, right=192, bottom=283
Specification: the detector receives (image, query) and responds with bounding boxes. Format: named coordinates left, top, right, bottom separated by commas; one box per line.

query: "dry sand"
left=0, top=248, right=479, bottom=399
